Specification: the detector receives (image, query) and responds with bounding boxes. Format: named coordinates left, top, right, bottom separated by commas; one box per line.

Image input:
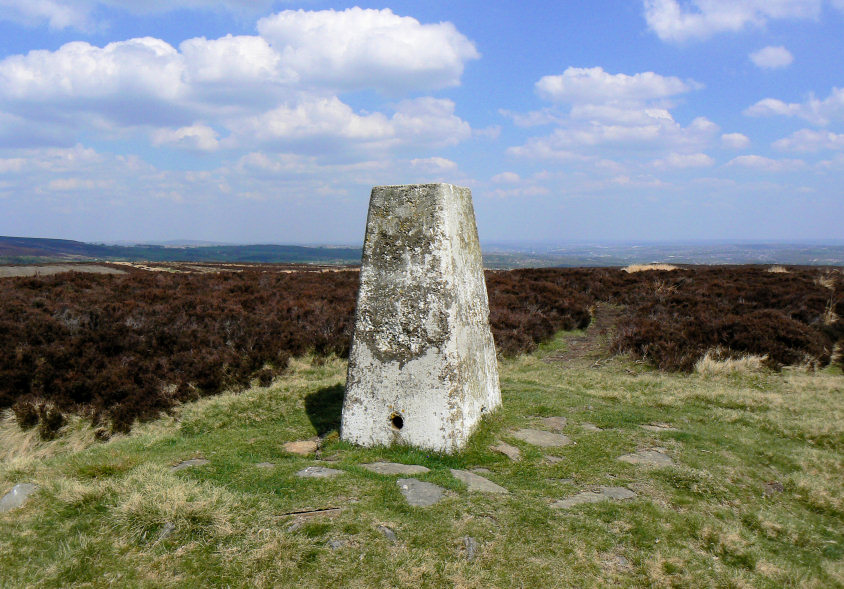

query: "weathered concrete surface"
left=342, top=184, right=501, bottom=453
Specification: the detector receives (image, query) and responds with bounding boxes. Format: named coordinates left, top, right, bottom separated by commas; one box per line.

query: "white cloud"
left=0, top=0, right=277, bottom=30
left=749, top=46, right=794, bottom=69
left=721, top=132, right=751, bottom=149
left=152, top=125, right=220, bottom=151
left=535, top=67, right=696, bottom=104
left=726, top=154, right=806, bottom=171
left=492, top=172, right=521, bottom=183
left=744, top=87, right=844, bottom=125
left=652, top=152, right=715, bottom=169
left=257, top=8, right=479, bottom=94
left=410, top=157, right=458, bottom=172
left=643, top=0, right=824, bottom=42
left=773, top=129, right=844, bottom=151
left=0, top=9, right=478, bottom=159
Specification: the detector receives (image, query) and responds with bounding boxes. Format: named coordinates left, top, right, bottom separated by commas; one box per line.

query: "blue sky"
left=0, top=0, right=842, bottom=245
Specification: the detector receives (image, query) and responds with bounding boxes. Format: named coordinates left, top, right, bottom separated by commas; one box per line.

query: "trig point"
left=341, top=183, right=501, bottom=453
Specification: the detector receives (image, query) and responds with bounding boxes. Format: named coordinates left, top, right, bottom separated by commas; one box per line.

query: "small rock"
left=255, top=462, right=275, bottom=469
left=0, top=483, right=38, bottom=513
left=283, top=440, right=319, bottom=455
left=555, top=478, right=574, bottom=484
left=450, top=469, right=508, bottom=494
left=170, top=459, right=210, bottom=472
left=155, top=521, right=176, bottom=543
left=539, top=416, right=567, bottom=431
left=763, top=481, right=784, bottom=497
left=603, top=554, right=631, bottom=571
left=544, top=455, right=564, bottom=464
left=396, top=478, right=444, bottom=506
left=376, top=525, right=398, bottom=544
left=296, top=466, right=344, bottom=479
left=581, top=423, right=602, bottom=432
left=362, top=462, right=430, bottom=475
left=511, top=429, right=573, bottom=447
left=640, top=423, right=678, bottom=432
left=463, top=536, right=479, bottom=562
left=327, top=539, right=346, bottom=550
left=552, top=486, right=636, bottom=509
left=471, top=467, right=492, bottom=474
left=490, top=441, right=521, bottom=461
left=617, top=449, right=674, bottom=467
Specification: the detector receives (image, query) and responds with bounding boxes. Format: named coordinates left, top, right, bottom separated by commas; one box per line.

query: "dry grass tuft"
left=0, top=409, right=101, bottom=465
left=766, top=265, right=790, bottom=273
left=623, top=263, right=679, bottom=273
left=695, top=348, right=768, bottom=375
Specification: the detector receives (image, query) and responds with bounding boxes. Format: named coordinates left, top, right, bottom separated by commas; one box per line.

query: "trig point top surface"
left=341, top=183, right=501, bottom=453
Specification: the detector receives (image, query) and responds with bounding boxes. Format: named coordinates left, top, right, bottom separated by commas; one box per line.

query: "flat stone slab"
left=450, top=469, right=508, bottom=494
left=362, top=462, right=430, bottom=475
left=618, top=449, right=674, bottom=467
left=490, top=441, right=521, bottom=461
left=0, top=483, right=38, bottom=513
left=283, top=440, right=319, bottom=455
left=581, top=423, right=602, bottom=432
left=376, top=525, right=398, bottom=544
left=170, top=459, right=210, bottom=472
left=539, top=416, right=567, bottom=431
left=296, top=466, right=344, bottom=479
left=544, top=455, right=564, bottom=464
left=640, top=423, right=678, bottom=432
left=551, top=486, right=637, bottom=509
left=397, top=478, right=444, bottom=506
left=511, top=429, right=573, bottom=447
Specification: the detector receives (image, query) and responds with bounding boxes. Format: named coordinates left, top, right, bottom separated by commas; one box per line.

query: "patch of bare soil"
left=0, top=264, right=127, bottom=278
left=543, top=304, right=623, bottom=364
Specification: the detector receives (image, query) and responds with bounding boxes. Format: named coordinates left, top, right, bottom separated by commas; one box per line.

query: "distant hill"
left=0, top=236, right=362, bottom=265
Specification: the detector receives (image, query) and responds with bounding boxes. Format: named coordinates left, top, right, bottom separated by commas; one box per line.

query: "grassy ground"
left=1, top=333, right=842, bottom=588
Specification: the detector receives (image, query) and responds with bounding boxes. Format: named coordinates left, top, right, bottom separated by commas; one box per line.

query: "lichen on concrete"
left=341, top=184, right=501, bottom=453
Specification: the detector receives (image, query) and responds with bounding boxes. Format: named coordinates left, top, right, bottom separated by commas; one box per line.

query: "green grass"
left=1, top=341, right=842, bottom=588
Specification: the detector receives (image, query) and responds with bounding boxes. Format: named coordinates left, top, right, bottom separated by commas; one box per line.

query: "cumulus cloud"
left=536, top=67, right=697, bottom=104
left=652, top=152, right=715, bottom=169
left=492, top=172, right=521, bottom=183
left=749, top=46, right=794, bottom=68
left=0, top=8, right=478, bottom=159
left=773, top=129, right=844, bottom=151
left=744, top=87, right=844, bottom=125
left=257, top=8, right=479, bottom=94
left=643, top=0, right=825, bottom=42
left=508, top=66, right=712, bottom=162
left=0, top=0, right=277, bottom=30
left=726, top=154, right=806, bottom=171
left=721, top=132, right=751, bottom=149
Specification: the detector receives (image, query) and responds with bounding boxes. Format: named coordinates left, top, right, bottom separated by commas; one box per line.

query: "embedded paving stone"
left=463, top=536, right=479, bottom=562
left=539, top=416, right=567, bottom=431
left=283, top=440, right=319, bottom=455
left=397, top=478, right=444, bottom=506
left=296, top=466, right=344, bottom=479
left=544, top=455, right=564, bottom=464
left=618, top=449, right=674, bottom=467
left=450, top=469, right=508, bottom=494
left=255, top=462, right=275, bottom=469
left=511, top=428, right=573, bottom=447
left=551, top=486, right=637, bottom=509
left=471, top=467, right=492, bottom=474
left=490, top=441, right=521, bottom=461
left=0, top=483, right=38, bottom=513
left=376, top=525, right=398, bottom=544
left=640, top=423, right=679, bottom=432
left=581, top=423, right=602, bottom=432
left=328, top=539, right=346, bottom=550
left=362, top=462, right=430, bottom=475
left=170, top=459, right=209, bottom=472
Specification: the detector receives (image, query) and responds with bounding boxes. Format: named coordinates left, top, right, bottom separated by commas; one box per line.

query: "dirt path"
left=543, top=304, right=623, bottom=364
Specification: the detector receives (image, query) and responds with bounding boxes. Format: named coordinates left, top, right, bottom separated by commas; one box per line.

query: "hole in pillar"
left=389, top=412, right=404, bottom=430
